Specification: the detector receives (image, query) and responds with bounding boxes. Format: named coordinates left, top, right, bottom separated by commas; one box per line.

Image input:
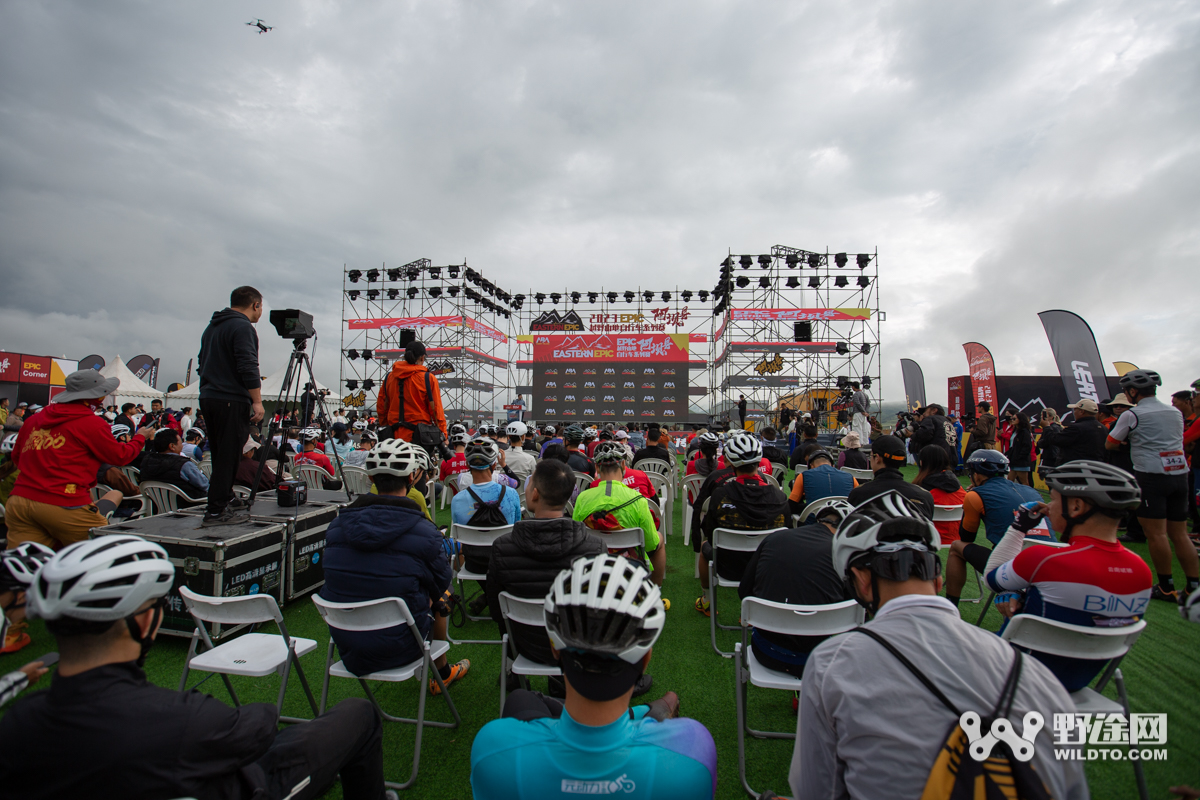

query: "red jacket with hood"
left=11, top=403, right=147, bottom=507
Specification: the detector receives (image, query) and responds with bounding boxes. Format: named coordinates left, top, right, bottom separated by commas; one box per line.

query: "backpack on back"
left=462, top=485, right=511, bottom=573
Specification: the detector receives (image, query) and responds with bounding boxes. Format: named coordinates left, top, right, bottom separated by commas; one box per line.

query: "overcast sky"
left=1, top=0, right=1196, bottom=408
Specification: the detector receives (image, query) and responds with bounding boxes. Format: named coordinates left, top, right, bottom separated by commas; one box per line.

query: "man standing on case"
left=198, top=286, right=265, bottom=527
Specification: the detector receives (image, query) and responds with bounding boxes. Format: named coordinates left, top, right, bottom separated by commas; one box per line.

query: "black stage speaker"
left=398, top=328, right=417, bottom=347
left=794, top=322, right=813, bottom=342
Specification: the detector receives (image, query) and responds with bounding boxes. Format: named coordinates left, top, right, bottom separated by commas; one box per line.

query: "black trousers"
left=200, top=399, right=250, bottom=515
left=501, top=689, right=564, bottom=722
left=248, top=698, right=385, bottom=800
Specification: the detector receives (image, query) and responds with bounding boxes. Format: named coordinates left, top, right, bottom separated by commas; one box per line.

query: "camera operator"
left=299, top=383, right=319, bottom=426
left=197, top=286, right=264, bottom=528
left=377, top=340, right=450, bottom=461
left=902, top=405, right=957, bottom=466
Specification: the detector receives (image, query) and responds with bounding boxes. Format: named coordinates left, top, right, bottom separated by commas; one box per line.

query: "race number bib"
left=1160, top=450, right=1187, bottom=473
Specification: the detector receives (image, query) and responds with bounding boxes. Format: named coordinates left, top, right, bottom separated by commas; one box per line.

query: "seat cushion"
left=189, top=634, right=318, bottom=677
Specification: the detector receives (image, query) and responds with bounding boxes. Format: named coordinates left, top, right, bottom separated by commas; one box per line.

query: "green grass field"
left=2, top=464, right=1198, bottom=798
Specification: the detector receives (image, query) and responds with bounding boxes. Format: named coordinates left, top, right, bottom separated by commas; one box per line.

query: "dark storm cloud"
left=0, top=0, right=1195, bottom=396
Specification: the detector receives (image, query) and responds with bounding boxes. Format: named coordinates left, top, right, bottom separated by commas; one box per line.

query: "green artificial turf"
left=2, top=463, right=1198, bottom=798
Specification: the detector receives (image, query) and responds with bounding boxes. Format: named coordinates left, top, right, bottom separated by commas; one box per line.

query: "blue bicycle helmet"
left=965, top=449, right=1009, bottom=477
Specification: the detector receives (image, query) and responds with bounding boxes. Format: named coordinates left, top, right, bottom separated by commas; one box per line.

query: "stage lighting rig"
left=366, top=269, right=380, bottom=282
left=363, top=379, right=375, bottom=390
left=785, top=276, right=800, bottom=288
left=786, top=253, right=800, bottom=268
left=835, top=253, right=848, bottom=268
left=757, top=254, right=772, bottom=267
left=758, top=276, right=770, bottom=288
left=836, top=342, right=850, bottom=355
left=736, top=276, right=750, bottom=288
left=570, top=292, right=581, bottom=303
left=681, top=290, right=692, bottom=302
left=406, top=267, right=419, bottom=281
left=429, top=287, right=442, bottom=298
left=387, top=288, right=399, bottom=300
left=407, top=287, right=419, bottom=298
left=387, top=268, right=401, bottom=281
left=739, top=255, right=753, bottom=269
left=361, top=349, right=373, bottom=360
left=535, top=293, right=546, bottom=305
left=347, top=269, right=362, bottom=283
left=624, top=291, right=635, bottom=303
left=448, top=265, right=460, bottom=278
left=857, top=254, right=871, bottom=269
left=857, top=276, right=871, bottom=287
left=834, top=276, right=849, bottom=287
left=863, top=377, right=872, bottom=389
left=807, top=253, right=821, bottom=269
left=550, top=292, right=561, bottom=304
left=808, top=276, right=821, bottom=288
left=429, top=267, right=440, bottom=278
left=860, top=344, right=871, bottom=354
left=587, top=292, right=598, bottom=303
left=448, top=286, right=460, bottom=297
left=347, top=349, right=359, bottom=360
left=347, top=290, right=360, bottom=300
left=698, top=290, right=708, bottom=302
left=367, top=289, right=379, bottom=300
left=607, top=292, right=618, bottom=303
left=346, top=380, right=358, bottom=390
left=643, top=290, right=654, bottom=302
left=661, top=291, right=671, bottom=302
left=465, top=268, right=479, bottom=284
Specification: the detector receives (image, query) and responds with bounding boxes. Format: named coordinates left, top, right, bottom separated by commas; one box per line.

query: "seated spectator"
left=538, top=425, right=563, bottom=457
left=574, top=442, right=665, bottom=593
left=324, top=422, right=354, bottom=463
left=438, top=431, right=471, bottom=494
left=486, top=460, right=604, bottom=668
left=696, top=434, right=789, bottom=616
left=760, top=426, right=787, bottom=465
left=632, top=425, right=671, bottom=466
left=343, top=429, right=376, bottom=467
left=912, top=444, right=966, bottom=545
left=470, top=555, right=717, bottom=799
left=835, top=431, right=870, bottom=469
left=235, top=436, right=277, bottom=492
left=2, top=535, right=397, bottom=800
left=738, top=501, right=852, bottom=676
left=451, top=438, right=522, bottom=527
left=562, top=425, right=595, bottom=476
left=503, top=422, right=537, bottom=485
left=685, top=432, right=720, bottom=479
left=986, top=460, right=1151, bottom=691
left=181, top=428, right=206, bottom=461
left=788, top=494, right=1086, bottom=799
left=323, top=440, right=469, bottom=692
left=0, top=543, right=55, bottom=703
left=945, top=449, right=1046, bottom=606
left=139, top=429, right=209, bottom=501
left=846, top=434, right=935, bottom=515
left=613, top=429, right=636, bottom=461
left=787, top=423, right=821, bottom=470
left=406, top=448, right=436, bottom=523
left=293, top=427, right=337, bottom=477
left=787, top=449, right=857, bottom=522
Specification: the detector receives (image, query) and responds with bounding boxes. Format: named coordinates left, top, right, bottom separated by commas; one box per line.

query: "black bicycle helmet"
left=1119, top=369, right=1161, bottom=391
left=806, top=449, right=835, bottom=466
left=965, top=449, right=1009, bottom=477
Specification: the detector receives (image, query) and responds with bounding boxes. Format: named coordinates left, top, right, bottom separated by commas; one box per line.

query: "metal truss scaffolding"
left=710, top=246, right=881, bottom=430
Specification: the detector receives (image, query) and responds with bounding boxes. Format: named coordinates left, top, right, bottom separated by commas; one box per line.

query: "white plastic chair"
left=769, top=462, right=788, bottom=484
left=341, top=465, right=373, bottom=495
left=197, top=460, right=213, bottom=478
left=311, top=595, right=461, bottom=791
left=797, top=495, right=849, bottom=526
left=841, top=467, right=873, bottom=482
left=642, top=477, right=672, bottom=539
left=588, top=526, right=647, bottom=564
left=139, top=481, right=205, bottom=516
left=708, top=527, right=785, bottom=657
left=1001, top=614, right=1149, bottom=800
left=681, top=474, right=706, bottom=547
left=449, top=523, right=514, bottom=644
left=735, top=597, right=864, bottom=797
left=294, top=464, right=330, bottom=491
left=574, top=471, right=595, bottom=496
left=177, top=586, right=319, bottom=723
left=498, top=592, right=562, bottom=714
left=633, top=458, right=673, bottom=481
left=120, top=465, right=141, bottom=485
left=975, top=536, right=1066, bottom=625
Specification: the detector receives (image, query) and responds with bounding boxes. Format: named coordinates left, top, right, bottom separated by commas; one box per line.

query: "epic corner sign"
left=0, top=353, right=78, bottom=403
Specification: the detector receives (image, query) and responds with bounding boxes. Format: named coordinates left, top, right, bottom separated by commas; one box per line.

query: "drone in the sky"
left=246, top=19, right=273, bottom=34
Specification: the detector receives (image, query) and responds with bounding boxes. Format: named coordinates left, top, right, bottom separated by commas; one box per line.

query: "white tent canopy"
left=165, top=378, right=201, bottom=401
left=101, top=356, right=164, bottom=408
left=164, top=363, right=330, bottom=404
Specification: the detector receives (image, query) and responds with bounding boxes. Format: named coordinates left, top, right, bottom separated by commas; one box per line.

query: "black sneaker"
left=200, top=507, right=250, bottom=527
left=1118, top=534, right=1147, bottom=544
left=631, top=673, right=653, bottom=698
left=228, top=497, right=251, bottom=510
left=1150, top=585, right=1178, bottom=603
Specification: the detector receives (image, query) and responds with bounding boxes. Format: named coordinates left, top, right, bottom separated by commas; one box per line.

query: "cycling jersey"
left=573, top=480, right=660, bottom=551
left=588, top=467, right=657, bottom=501
left=470, top=706, right=716, bottom=800
left=293, top=449, right=335, bottom=477
left=1108, top=396, right=1186, bottom=475
left=987, top=536, right=1151, bottom=690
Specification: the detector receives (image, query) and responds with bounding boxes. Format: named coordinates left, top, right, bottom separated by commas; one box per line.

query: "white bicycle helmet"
left=544, top=554, right=665, bottom=664
left=299, top=427, right=324, bottom=442
left=185, top=427, right=206, bottom=441
left=359, top=429, right=378, bottom=442
left=0, top=542, right=55, bottom=592
left=831, top=491, right=938, bottom=580
left=364, top=439, right=422, bottom=478
left=1, top=433, right=18, bottom=454
left=29, top=535, right=174, bottom=622
left=352, top=419, right=367, bottom=431
left=593, top=441, right=628, bottom=464
left=413, top=447, right=434, bottom=473
left=450, top=423, right=467, bottom=437
left=543, top=425, right=556, bottom=436
left=110, top=424, right=131, bottom=439
left=1183, top=589, right=1200, bottom=625
left=723, top=433, right=762, bottom=467
left=811, top=498, right=855, bottom=525
left=451, top=430, right=472, bottom=446
left=696, top=431, right=719, bottom=448
left=465, top=436, right=501, bottom=470
left=506, top=421, right=528, bottom=438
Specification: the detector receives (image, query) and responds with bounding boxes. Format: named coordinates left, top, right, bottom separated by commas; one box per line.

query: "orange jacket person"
left=376, top=341, right=448, bottom=443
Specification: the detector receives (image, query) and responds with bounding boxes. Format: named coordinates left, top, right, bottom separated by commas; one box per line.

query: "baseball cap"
left=870, top=434, right=907, bottom=465
left=1067, top=398, right=1099, bottom=413
left=243, top=436, right=259, bottom=454
left=614, top=430, right=629, bottom=440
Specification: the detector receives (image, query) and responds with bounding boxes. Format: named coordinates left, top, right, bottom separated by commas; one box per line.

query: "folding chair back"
left=633, top=458, right=672, bottom=478
left=90, top=484, right=113, bottom=503
left=450, top=523, right=514, bottom=549
left=498, top=592, right=547, bottom=627
left=841, top=467, right=873, bottom=481
left=798, top=496, right=849, bottom=524
left=712, top=527, right=783, bottom=556
left=761, top=472, right=781, bottom=490
left=181, top=585, right=284, bottom=626
left=592, top=527, right=646, bottom=553
left=769, top=462, right=788, bottom=483
left=933, top=504, right=964, bottom=522
left=1002, top=615, right=1145, bottom=661
left=794, top=464, right=808, bottom=474
left=342, top=465, right=374, bottom=495
left=312, top=594, right=416, bottom=632
left=741, top=597, right=864, bottom=637
left=139, top=481, right=203, bottom=516
left=294, top=464, right=329, bottom=490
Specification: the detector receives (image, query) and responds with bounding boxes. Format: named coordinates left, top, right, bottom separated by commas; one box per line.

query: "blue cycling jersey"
left=470, top=706, right=717, bottom=799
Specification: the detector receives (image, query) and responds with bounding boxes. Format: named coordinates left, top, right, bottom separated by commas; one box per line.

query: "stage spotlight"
left=367, top=289, right=379, bottom=300
left=721, top=257, right=733, bottom=272
left=757, top=254, right=772, bottom=267
left=835, top=253, right=848, bottom=268
left=807, top=253, right=821, bottom=269
left=570, top=292, right=581, bottom=303
left=856, top=254, right=870, bottom=269
left=515, top=294, right=526, bottom=304
left=661, top=291, right=671, bottom=303
left=808, top=276, right=821, bottom=289
left=363, top=379, right=375, bottom=390
left=406, top=267, right=419, bottom=281
left=429, top=267, right=440, bottom=278
left=448, top=286, right=460, bottom=297
left=347, top=349, right=359, bottom=360
left=836, top=342, right=850, bottom=355
left=387, top=288, right=399, bottom=300
left=448, top=266, right=460, bottom=278
left=347, top=290, right=360, bottom=300
left=587, top=292, right=598, bottom=303
left=681, top=290, right=693, bottom=302
left=607, top=292, right=618, bottom=303
left=361, top=349, right=373, bottom=360
left=786, top=254, right=800, bottom=268
left=863, top=377, right=872, bottom=389
left=624, top=291, right=635, bottom=303
left=407, top=287, right=419, bottom=298
left=857, top=276, right=870, bottom=288
left=860, top=344, right=871, bottom=354
left=551, top=293, right=561, bottom=304
left=347, top=269, right=362, bottom=283
left=429, top=287, right=442, bottom=298
left=834, top=276, right=849, bottom=287
left=366, top=269, right=380, bottom=282
left=785, top=276, right=800, bottom=288
left=387, top=268, right=401, bottom=282
left=464, top=268, right=477, bottom=283
left=483, top=279, right=495, bottom=295
left=836, top=375, right=848, bottom=388
left=346, top=379, right=358, bottom=390
left=698, top=290, right=708, bottom=302
left=643, top=291, right=654, bottom=303
left=535, top=293, right=546, bottom=304
left=739, top=255, right=753, bottom=269
left=758, top=276, right=771, bottom=288
left=735, top=276, right=750, bottom=288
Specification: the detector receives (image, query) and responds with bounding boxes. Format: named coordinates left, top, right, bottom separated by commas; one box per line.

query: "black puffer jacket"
left=486, top=517, right=605, bottom=665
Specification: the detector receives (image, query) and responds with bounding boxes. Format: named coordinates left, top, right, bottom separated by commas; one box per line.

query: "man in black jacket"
left=198, top=286, right=265, bottom=527
left=487, top=459, right=604, bottom=666
left=1045, top=398, right=1109, bottom=463
left=0, top=535, right=393, bottom=800
left=908, top=404, right=957, bottom=465
left=631, top=425, right=671, bottom=466
left=760, top=426, right=788, bottom=466
left=847, top=434, right=935, bottom=516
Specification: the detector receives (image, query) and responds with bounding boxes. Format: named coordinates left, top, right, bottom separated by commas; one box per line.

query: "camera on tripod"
left=270, top=309, right=316, bottom=340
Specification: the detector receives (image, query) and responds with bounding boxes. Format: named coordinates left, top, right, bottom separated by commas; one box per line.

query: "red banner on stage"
left=730, top=308, right=871, bottom=322
left=531, top=334, right=689, bottom=363
left=962, top=342, right=999, bottom=409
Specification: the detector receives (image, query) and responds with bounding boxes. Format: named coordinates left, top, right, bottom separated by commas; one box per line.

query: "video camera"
left=270, top=309, right=316, bottom=340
